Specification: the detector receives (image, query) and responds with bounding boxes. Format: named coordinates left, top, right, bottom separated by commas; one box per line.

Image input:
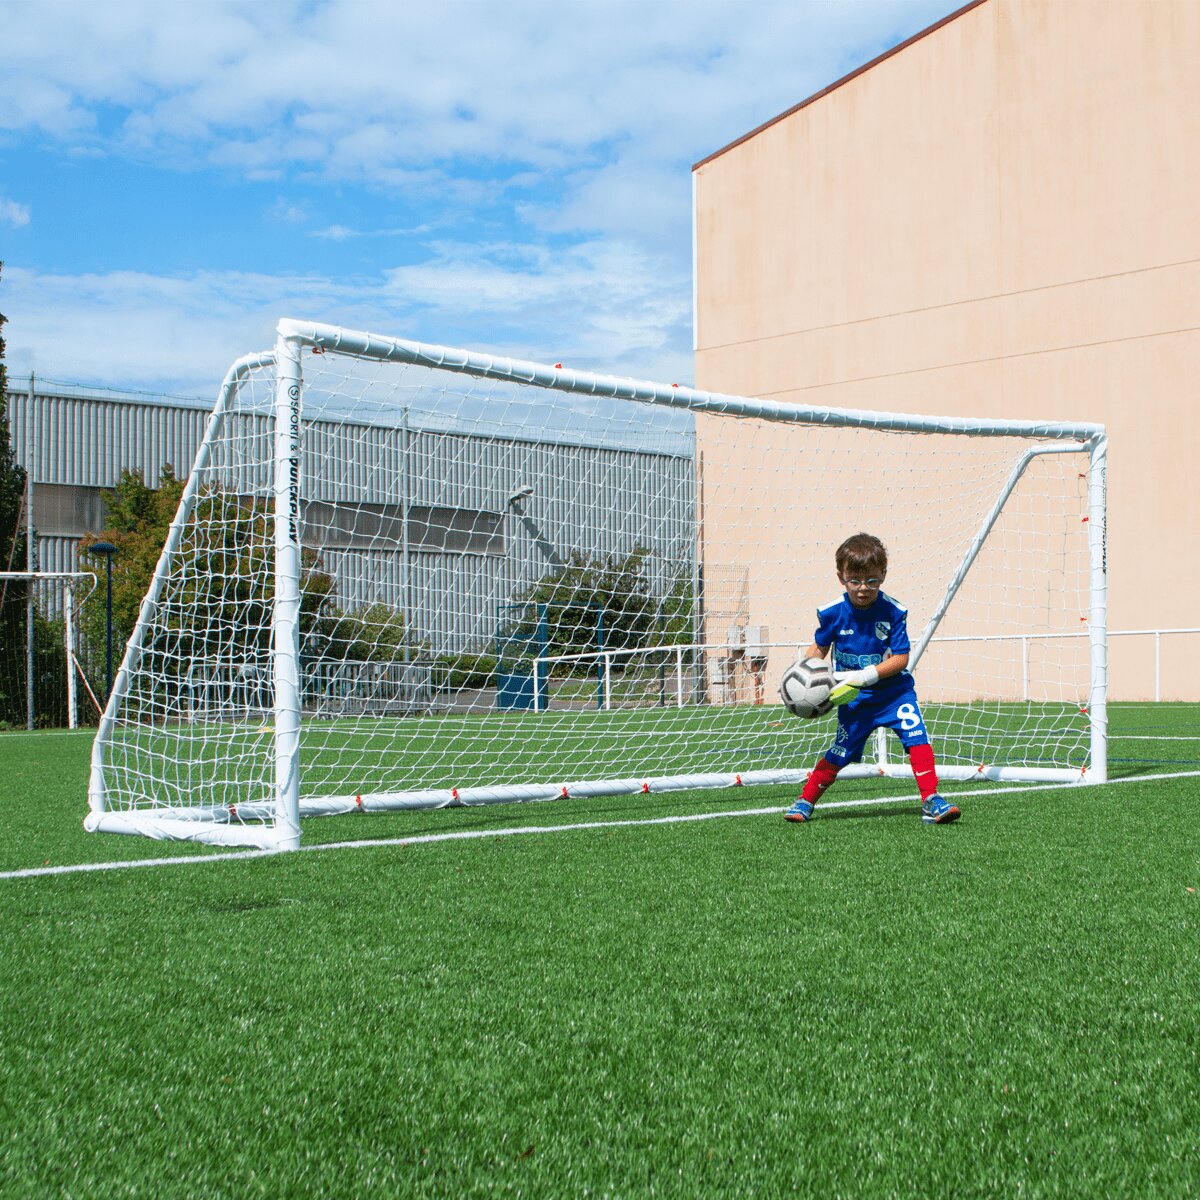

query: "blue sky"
left=0, top=0, right=961, bottom=397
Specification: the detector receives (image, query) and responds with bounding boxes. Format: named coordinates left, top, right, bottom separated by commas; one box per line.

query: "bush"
left=438, top=652, right=498, bottom=691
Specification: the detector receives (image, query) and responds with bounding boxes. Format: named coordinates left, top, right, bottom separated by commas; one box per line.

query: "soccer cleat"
left=921, top=794, right=961, bottom=824
left=785, top=798, right=815, bottom=822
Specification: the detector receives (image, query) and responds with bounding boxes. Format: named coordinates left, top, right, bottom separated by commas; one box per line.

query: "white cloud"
left=1, top=238, right=694, bottom=395
left=1, top=265, right=338, bottom=393
left=267, top=197, right=308, bottom=225
left=1, top=1, right=960, bottom=183
left=0, top=196, right=31, bottom=227
left=380, top=236, right=693, bottom=376
left=0, top=0, right=959, bottom=299
left=0, top=0, right=961, bottom=390
left=310, top=223, right=433, bottom=240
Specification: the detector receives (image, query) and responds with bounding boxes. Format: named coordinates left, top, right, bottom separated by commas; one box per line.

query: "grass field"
left=2, top=703, right=1198, bottom=1196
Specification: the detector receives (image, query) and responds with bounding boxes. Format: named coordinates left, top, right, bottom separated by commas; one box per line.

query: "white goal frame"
left=85, top=319, right=1107, bottom=850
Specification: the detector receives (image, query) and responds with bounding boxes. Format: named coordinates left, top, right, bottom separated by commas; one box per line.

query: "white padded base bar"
left=89, top=762, right=1089, bottom=836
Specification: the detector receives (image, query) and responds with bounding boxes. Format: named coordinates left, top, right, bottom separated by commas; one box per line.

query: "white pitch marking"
left=4, top=769, right=1199, bottom=881
left=1110, top=735, right=1200, bottom=741
left=0, top=729, right=95, bottom=740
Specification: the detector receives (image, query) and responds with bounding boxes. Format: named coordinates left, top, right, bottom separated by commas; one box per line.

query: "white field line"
left=1110, top=735, right=1200, bottom=741
left=0, top=729, right=95, bottom=739
left=4, top=769, right=1199, bottom=882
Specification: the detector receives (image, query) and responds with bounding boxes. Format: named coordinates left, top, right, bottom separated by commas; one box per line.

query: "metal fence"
left=180, top=658, right=438, bottom=722
left=6, top=378, right=697, bottom=661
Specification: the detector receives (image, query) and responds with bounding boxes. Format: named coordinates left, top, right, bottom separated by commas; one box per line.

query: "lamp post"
left=88, top=542, right=118, bottom=702
left=506, top=484, right=565, bottom=570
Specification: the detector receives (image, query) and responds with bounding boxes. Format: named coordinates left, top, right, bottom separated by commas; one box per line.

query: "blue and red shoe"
left=784, top=799, right=815, bottom=823
left=921, top=794, right=961, bottom=824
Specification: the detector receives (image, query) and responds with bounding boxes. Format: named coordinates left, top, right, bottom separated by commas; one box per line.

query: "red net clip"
left=451, top=787, right=460, bottom=801
left=553, top=363, right=563, bottom=369
left=560, top=786, right=570, bottom=798
left=641, top=782, right=650, bottom=793
left=734, top=774, right=743, bottom=786
left=355, top=795, right=364, bottom=810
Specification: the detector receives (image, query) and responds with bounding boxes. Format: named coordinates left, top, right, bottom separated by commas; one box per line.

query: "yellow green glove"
left=829, top=666, right=880, bottom=706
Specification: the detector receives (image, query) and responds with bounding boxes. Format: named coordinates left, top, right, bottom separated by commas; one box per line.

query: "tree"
left=304, top=602, right=411, bottom=666
left=510, top=547, right=661, bottom=665
left=0, top=262, right=34, bottom=725
left=80, top=472, right=414, bottom=695
left=658, top=569, right=698, bottom=651
left=78, top=467, right=185, bottom=677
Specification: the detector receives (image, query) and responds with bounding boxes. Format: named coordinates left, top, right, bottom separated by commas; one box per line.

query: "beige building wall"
left=693, top=0, right=1200, bottom=702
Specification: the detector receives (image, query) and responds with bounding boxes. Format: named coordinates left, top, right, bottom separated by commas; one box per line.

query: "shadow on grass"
left=299, top=786, right=934, bottom=845
left=302, top=789, right=786, bottom=845
left=1109, top=759, right=1200, bottom=775
left=812, top=806, right=921, bottom=823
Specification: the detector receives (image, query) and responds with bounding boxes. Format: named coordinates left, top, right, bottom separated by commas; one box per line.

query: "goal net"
left=86, top=320, right=1107, bottom=849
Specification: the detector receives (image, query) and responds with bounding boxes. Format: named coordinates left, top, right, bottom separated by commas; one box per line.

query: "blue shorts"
left=824, top=685, right=931, bottom=768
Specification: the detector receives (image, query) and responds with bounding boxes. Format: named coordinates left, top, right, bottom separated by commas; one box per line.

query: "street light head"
left=89, top=541, right=118, bottom=556
left=506, top=484, right=534, bottom=509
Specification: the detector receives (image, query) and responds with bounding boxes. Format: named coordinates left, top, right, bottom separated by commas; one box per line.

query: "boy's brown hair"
left=836, top=533, right=888, bottom=578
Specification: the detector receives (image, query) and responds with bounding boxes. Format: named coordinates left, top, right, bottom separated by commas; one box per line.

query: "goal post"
left=85, top=319, right=1107, bottom=849
left=0, top=570, right=98, bottom=730
left=86, top=350, right=282, bottom=848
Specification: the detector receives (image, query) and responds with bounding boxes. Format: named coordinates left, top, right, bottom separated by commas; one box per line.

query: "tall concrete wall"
left=694, top=0, right=1200, bottom=700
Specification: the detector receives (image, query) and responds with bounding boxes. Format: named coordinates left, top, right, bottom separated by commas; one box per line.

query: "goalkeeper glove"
left=829, top=665, right=880, bottom=707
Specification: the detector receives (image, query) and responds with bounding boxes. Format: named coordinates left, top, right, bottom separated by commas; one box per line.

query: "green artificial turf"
left=1, top=707, right=1198, bottom=1197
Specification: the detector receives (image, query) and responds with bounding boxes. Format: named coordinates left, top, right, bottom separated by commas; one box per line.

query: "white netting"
left=87, top=328, right=1104, bottom=846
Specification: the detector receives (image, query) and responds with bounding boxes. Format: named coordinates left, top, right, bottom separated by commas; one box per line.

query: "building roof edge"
left=691, top=0, right=990, bottom=171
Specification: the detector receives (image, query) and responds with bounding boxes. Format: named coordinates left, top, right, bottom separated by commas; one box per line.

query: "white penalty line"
left=5, top=769, right=1200, bottom=881
left=1111, top=734, right=1200, bottom=741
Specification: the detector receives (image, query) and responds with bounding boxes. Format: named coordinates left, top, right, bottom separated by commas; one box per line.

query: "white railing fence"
left=930, top=627, right=1200, bottom=704
left=534, top=628, right=1200, bottom=710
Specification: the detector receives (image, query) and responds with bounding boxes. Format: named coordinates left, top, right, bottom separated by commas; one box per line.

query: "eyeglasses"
left=844, top=578, right=883, bottom=589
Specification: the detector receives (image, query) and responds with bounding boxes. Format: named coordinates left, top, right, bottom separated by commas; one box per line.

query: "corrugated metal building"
left=4, top=377, right=697, bottom=653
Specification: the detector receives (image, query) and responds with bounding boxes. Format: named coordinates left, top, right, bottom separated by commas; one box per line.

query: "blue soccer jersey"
left=813, top=591, right=929, bottom=766
left=814, top=591, right=913, bottom=706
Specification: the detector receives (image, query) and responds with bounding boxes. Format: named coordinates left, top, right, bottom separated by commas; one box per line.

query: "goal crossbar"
left=279, top=319, right=1106, bottom=441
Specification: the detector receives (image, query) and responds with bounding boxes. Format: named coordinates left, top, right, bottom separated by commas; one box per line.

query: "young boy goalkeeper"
left=785, top=532, right=961, bottom=825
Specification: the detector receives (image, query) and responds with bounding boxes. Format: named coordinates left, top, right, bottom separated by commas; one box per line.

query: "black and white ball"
left=779, top=657, right=835, bottom=718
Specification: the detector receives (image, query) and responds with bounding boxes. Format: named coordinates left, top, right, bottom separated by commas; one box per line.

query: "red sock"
left=909, top=743, right=939, bottom=801
left=802, top=757, right=840, bottom=804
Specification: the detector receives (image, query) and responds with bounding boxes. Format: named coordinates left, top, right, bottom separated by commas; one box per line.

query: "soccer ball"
left=779, top=657, right=835, bottom=718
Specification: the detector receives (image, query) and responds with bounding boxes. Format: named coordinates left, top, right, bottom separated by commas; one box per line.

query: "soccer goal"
left=85, top=319, right=1107, bottom=849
